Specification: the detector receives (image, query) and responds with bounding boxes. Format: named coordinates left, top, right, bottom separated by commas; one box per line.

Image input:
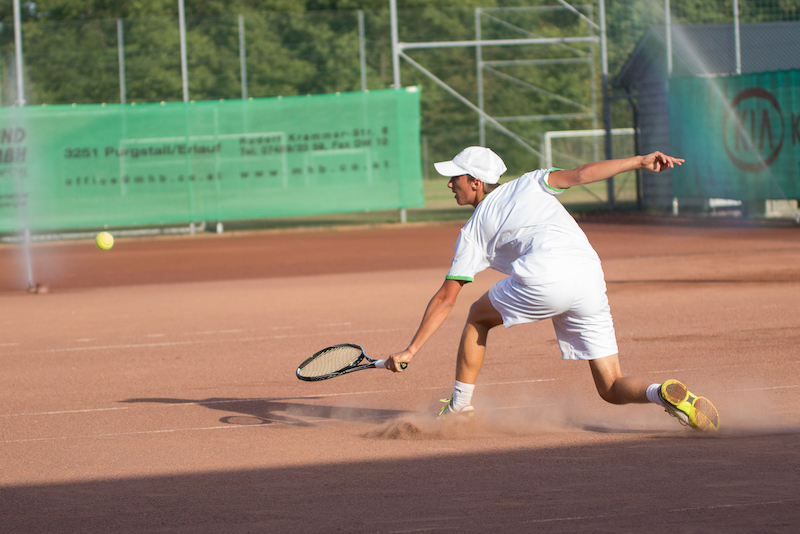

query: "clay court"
left=1, top=219, right=799, bottom=533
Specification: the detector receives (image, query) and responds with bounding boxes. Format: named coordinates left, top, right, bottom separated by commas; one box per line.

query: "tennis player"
left=386, top=146, right=719, bottom=431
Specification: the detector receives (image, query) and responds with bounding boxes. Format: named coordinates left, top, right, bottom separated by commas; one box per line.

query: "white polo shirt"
left=446, top=169, right=601, bottom=286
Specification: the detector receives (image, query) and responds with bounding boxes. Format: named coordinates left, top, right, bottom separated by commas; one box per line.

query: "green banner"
left=0, top=88, right=424, bottom=232
left=668, top=69, right=800, bottom=201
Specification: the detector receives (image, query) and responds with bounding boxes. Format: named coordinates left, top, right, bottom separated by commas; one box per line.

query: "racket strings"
left=297, top=345, right=363, bottom=378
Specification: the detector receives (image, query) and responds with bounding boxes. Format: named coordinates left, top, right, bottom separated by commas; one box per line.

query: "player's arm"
left=386, top=278, right=466, bottom=372
left=548, top=151, right=684, bottom=189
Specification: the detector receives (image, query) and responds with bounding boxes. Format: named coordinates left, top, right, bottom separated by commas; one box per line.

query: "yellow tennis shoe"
left=438, top=398, right=475, bottom=420
left=659, top=379, right=720, bottom=432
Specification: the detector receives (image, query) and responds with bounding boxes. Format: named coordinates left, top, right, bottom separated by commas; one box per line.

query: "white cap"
left=433, top=146, right=507, bottom=184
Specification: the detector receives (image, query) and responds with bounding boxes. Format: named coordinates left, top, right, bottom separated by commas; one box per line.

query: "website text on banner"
left=0, top=88, right=424, bottom=232
left=668, top=69, right=800, bottom=202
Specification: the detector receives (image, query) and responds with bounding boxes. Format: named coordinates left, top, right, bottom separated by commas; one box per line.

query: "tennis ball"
left=95, top=231, right=114, bottom=251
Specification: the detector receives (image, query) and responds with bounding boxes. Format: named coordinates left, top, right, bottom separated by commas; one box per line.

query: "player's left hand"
left=386, top=350, right=412, bottom=372
left=641, top=151, right=684, bottom=172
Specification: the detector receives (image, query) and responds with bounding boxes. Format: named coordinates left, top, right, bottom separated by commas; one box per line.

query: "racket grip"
left=374, top=360, right=408, bottom=370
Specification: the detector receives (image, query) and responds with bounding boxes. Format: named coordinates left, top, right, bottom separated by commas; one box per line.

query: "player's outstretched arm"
left=386, top=278, right=465, bottom=372
left=548, top=151, right=684, bottom=189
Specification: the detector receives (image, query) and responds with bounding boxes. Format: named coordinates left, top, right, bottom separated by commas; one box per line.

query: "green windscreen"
left=0, top=88, right=424, bottom=232
left=668, top=69, right=800, bottom=201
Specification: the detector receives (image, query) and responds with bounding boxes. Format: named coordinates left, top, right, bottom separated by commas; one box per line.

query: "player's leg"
left=441, top=292, right=503, bottom=417
left=595, top=358, right=721, bottom=430
left=455, top=291, right=504, bottom=384
left=588, top=354, right=649, bottom=404
left=443, top=277, right=572, bottom=417
left=588, top=354, right=719, bottom=430
left=559, top=270, right=719, bottom=429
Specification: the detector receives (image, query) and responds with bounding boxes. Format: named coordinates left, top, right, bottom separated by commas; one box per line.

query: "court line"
left=0, top=378, right=560, bottom=418
left=513, top=498, right=798, bottom=526
left=670, top=499, right=799, bottom=512
left=2, top=327, right=405, bottom=355
left=1, top=402, right=571, bottom=445
left=722, top=384, right=800, bottom=392
left=4, top=374, right=798, bottom=444
left=4, top=376, right=797, bottom=419
left=0, top=423, right=299, bottom=444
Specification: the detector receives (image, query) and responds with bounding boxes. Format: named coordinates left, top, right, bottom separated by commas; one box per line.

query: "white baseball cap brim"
left=433, top=146, right=507, bottom=184
left=433, top=160, right=469, bottom=178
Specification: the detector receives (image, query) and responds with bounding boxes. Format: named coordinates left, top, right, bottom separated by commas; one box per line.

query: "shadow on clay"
left=120, top=397, right=409, bottom=427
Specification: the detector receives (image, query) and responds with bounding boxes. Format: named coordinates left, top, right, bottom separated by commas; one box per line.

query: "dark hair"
left=468, top=175, right=501, bottom=194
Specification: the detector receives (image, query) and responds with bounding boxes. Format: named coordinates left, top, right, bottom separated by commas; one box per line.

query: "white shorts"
left=487, top=264, right=618, bottom=360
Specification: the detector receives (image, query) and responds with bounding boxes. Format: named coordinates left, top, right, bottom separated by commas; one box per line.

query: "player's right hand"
left=386, top=351, right=412, bottom=372
left=641, top=151, right=684, bottom=172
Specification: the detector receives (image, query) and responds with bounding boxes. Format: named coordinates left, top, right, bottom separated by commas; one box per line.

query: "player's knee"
left=467, top=299, right=502, bottom=330
left=595, top=382, right=624, bottom=405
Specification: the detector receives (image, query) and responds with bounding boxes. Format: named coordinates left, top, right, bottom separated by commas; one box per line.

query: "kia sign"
left=668, top=69, right=800, bottom=201
left=722, top=88, right=785, bottom=172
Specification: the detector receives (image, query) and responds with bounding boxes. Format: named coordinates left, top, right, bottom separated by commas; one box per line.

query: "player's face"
left=448, top=174, right=476, bottom=206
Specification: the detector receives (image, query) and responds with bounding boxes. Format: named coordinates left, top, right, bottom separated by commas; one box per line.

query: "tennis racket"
left=296, top=343, right=407, bottom=381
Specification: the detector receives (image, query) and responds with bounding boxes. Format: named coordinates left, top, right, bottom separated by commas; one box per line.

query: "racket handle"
left=374, top=360, right=408, bottom=370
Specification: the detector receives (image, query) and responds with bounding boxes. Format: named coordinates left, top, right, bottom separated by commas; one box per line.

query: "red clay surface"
left=1, top=219, right=799, bottom=533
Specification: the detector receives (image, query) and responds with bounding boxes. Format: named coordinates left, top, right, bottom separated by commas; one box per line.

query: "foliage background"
left=1, top=0, right=799, bottom=190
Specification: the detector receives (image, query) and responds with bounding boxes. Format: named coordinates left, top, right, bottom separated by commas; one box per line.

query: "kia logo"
left=722, top=88, right=784, bottom=172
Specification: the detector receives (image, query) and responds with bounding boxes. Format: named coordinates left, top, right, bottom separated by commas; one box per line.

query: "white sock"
left=451, top=380, right=475, bottom=410
left=646, top=383, right=666, bottom=407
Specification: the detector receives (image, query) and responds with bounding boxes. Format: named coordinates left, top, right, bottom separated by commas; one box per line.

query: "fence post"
left=390, top=0, right=400, bottom=88
left=599, top=0, right=614, bottom=212
left=358, top=10, right=367, bottom=91
left=733, top=0, right=741, bottom=74
left=13, top=0, right=25, bottom=105
left=665, top=0, right=673, bottom=76
left=476, top=7, right=486, bottom=146
left=239, top=14, right=247, bottom=99
left=117, top=19, right=127, bottom=104
left=178, top=0, right=189, bottom=103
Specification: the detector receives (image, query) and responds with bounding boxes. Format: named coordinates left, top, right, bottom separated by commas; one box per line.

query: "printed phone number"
left=63, top=160, right=391, bottom=187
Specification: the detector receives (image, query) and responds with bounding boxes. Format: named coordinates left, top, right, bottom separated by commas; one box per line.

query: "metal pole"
left=13, top=0, right=24, bottom=105
left=358, top=10, right=367, bottom=91
left=178, top=0, right=189, bottom=102
left=390, top=0, right=405, bottom=223
left=733, top=0, right=741, bottom=75
left=239, top=14, right=247, bottom=99
left=599, top=0, right=614, bottom=212
left=476, top=8, right=486, bottom=146
left=390, top=0, right=400, bottom=88
left=588, top=4, right=599, bottom=161
left=12, top=0, right=34, bottom=289
left=177, top=0, right=193, bottom=233
left=117, top=19, right=127, bottom=104
left=665, top=0, right=672, bottom=76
